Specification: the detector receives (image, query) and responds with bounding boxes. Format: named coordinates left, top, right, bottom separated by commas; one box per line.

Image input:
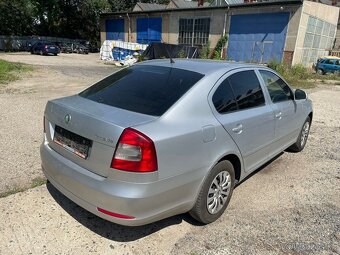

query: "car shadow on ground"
left=46, top=152, right=284, bottom=242
left=235, top=152, right=284, bottom=187
left=46, top=182, right=203, bottom=242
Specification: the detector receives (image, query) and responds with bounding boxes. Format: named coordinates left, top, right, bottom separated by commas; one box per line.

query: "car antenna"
left=162, top=40, right=175, bottom=64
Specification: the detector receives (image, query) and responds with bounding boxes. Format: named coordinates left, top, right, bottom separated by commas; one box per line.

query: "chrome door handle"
left=275, top=112, right=282, bottom=119
left=232, top=124, right=243, bottom=134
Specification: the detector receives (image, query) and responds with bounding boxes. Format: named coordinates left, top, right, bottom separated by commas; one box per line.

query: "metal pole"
left=126, top=13, right=131, bottom=42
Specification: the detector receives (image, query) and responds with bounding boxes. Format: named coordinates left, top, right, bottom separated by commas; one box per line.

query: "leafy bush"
left=267, top=60, right=313, bottom=88
left=199, top=35, right=228, bottom=60
left=290, top=64, right=309, bottom=79
left=178, top=49, right=186, bottom=58
left=199, top=41, right=211, bottom=59
left=213, top=35, right=228, bottom=60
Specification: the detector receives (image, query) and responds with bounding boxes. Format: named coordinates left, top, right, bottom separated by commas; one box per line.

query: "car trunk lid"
left=44, top=95, right=157, bottom=177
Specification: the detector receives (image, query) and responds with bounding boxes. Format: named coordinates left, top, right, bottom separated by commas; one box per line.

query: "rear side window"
left=212, top=79, right=237, bottom=114
left=227, top=70, right=265, bottom=110
left=79, top=65, right=204, bottom=116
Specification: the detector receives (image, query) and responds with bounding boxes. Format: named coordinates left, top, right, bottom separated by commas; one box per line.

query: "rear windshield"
left=79, top=65, right=204, bottom=116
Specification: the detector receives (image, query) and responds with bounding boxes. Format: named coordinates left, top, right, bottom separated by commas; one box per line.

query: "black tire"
left=288, top=116, right=311, bottom=152
left=317, top=69, right=325, bottom=75
left=190, top=160, right=235, bottom=224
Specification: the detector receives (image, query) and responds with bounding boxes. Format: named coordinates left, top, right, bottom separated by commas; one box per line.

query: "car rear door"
left=335, top=60, right=340, bottom=73
left=209, top=69, right=276, bottom=173
left=258, top=69, right=300, bottom=150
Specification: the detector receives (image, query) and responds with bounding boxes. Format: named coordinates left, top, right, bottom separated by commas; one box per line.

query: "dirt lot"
left=0, top=52, right=116, bottom=193
left=0, top=53, right=339, bottom=255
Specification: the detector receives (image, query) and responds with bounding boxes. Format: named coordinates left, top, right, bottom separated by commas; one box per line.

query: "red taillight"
left=45, top=45, right=48, bottom=49
left=111, top=128, right=158, bottom=172
left=97, top=207, right=135, bottom=219
left=43, top=116, right=46, bottom=133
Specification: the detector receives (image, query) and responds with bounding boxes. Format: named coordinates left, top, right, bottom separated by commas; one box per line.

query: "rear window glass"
left=79, top=65, right=204, bottom=116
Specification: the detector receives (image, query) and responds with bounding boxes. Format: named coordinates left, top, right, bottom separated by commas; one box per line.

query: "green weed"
left=0, top=59, right=32, bottom=85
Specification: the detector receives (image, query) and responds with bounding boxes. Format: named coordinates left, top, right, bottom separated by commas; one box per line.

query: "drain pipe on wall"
left=126, top=12, right=131, bottom=42
left=222, top=2, right=230, bottom=59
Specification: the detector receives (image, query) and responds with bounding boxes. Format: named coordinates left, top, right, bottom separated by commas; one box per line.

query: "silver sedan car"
left=40, top=60, right=313, bottom=226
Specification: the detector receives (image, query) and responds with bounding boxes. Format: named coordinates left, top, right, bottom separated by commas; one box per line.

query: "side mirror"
left=295, top=89, right=307, bottom=100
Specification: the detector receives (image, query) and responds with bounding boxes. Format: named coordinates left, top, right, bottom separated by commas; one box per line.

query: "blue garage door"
left=137, top=17, right=162, bottom=44
left=106, top=19, right=124, bottom=41
left=227, top=13, right=289, bottom=63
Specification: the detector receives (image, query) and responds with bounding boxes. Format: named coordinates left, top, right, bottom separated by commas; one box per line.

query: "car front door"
left=323, top=59, right=336, bottom=73
left=210, top=69, right=276, bottom=172
left=258, top=70, right=300, bottom=151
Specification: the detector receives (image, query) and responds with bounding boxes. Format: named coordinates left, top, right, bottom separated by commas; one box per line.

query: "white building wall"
left=292, top=0, right=339, bottom=66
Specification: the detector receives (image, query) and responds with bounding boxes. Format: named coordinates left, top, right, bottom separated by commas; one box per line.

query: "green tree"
left=0, top=0, right=177, bottom=44
left=79, top=0, right=111, bottom=44
left=0, top=0, right=35, bottom=35
left=107, top=0, right=138, bottom=12
left=31, top=0, right=60, bottom=36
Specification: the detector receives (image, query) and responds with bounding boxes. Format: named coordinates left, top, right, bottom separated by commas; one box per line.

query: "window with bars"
left=302, top=16, right=337, bottom=65
left=178, top=18, right=210, bottom=46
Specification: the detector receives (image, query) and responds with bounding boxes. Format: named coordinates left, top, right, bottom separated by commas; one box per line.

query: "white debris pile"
left=100, top=40, right=148, bottom=66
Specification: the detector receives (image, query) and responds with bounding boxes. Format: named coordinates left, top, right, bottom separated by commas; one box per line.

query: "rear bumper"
left=44, top=49, right=59, bottom=54
left=40, top=140, right=203, bottom=226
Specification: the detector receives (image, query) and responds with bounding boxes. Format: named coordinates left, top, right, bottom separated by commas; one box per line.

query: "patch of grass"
left=31, top=176, right=47, bottom=188
left=0, top=177, right=47, bottom=198
left=324, top=73, right=340, bottom=81
left=267, top=61, right=314, bottom=89
left=267, top=60, right=340, bottom=89
left=0, top=59, right=32, bottom=85
left=0, top=187, right=26, bottom=198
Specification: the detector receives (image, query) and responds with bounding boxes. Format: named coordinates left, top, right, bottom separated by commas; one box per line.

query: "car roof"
left=138, top=59, right=263, bottom=75
left=319, top=56, right=340, bottom=60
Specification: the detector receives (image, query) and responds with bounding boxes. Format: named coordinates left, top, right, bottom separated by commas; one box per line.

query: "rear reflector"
left=97, top=207, right=135, bottom=219
left=111, top=128, right=158, bottom=172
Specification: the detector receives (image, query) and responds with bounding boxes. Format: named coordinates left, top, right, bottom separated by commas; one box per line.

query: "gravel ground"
left=0, top=52, right=116, bottom=193
left=0, top=53, right=339, bottom=254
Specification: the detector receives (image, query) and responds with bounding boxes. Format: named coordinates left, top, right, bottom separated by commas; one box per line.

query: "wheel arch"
left=191, top=152, right=243, bottom=210
left=218, top=154, right=242, bottom=182
left=308, top=111, right=313, bottom=124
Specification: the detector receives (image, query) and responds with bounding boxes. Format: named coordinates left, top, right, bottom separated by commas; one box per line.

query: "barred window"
left=302, top=15, right=337, bottom=65
left=179, top=18, right=210, bottom=46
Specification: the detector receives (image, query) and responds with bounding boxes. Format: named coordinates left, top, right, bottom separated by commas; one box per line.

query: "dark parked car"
left=31, top=42, right=60, bottom=56
left=59, top=43, right=73, bottom=53
left=73, top=44, right=89, bottom=54
left=88, top=44, right=100, bottom=53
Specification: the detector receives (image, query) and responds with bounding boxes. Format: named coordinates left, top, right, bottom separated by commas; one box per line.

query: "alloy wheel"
left=207, top=171, right=231, bottom=214
left=300, top=121, right=310, bottom=147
